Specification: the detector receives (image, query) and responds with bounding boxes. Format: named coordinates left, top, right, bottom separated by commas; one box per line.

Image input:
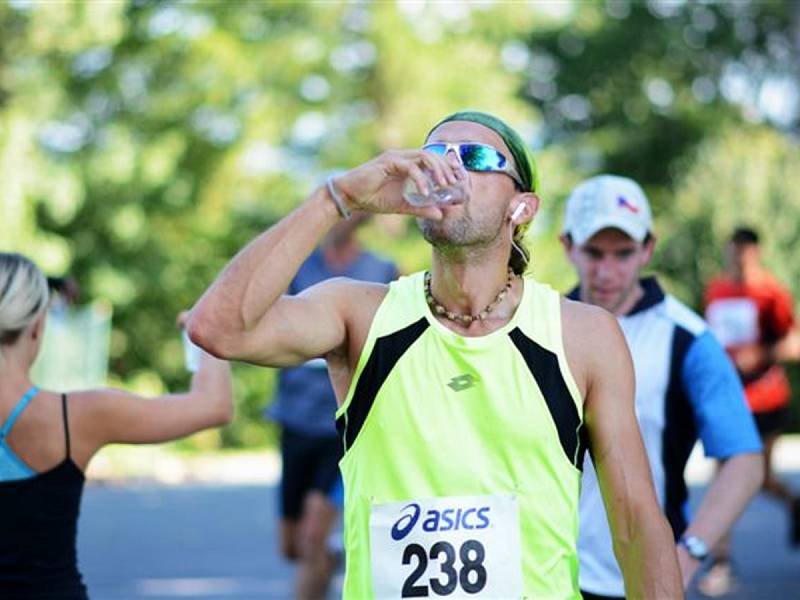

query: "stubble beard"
left=417, top=207, right=504, bottom=261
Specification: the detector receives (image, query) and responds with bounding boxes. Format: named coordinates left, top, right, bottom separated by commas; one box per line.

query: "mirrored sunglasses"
left=423, top=142, right=524, bottom=190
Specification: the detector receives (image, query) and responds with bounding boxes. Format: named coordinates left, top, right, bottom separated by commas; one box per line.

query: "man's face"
left=563, top=228, right=654, bottom=315
left=725, top=241, right=759, bottom=280
left=417, top=121, right=521, bottom=253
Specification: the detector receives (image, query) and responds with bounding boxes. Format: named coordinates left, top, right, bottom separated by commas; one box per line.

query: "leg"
left=278, top=518, right=300, bottom=562
left=760, top=431, right=800, bottom=546
left=293, top=434, right=343, bottom=599
left=761, top=433, right=794, bottom=504
left=277, top=429, right=312, bottom=563
left=792, top=496, right=800, bottom=547
left=295, top=491, right=339, bottom=600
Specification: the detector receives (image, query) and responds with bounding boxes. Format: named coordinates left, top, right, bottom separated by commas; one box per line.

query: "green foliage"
left=3, top=1, right=800, bottom=445
left=521, top=1, right=800, bottom=429
left=1, top=1, right=549, bottom=448
left=656, top=125, right=800, bottom=307
left=523, top=1, right=798, bottom=188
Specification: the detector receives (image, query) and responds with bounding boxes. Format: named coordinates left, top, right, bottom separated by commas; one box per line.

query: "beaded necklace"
left=424, top=268, right=516, bottom=325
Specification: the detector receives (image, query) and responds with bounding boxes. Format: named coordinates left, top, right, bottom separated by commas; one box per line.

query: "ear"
left=509, top=192, right=540, bottom=224
left=640, top=235, right=657, bottom=266
left=559, top=234, right=579, bottom=265
left=642, top=233, right=656, bottom=262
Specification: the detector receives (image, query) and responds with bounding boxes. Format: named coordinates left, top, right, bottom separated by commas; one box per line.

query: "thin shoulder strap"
left=61, top=393, right=71, bottom=458
left=0, top=386, right=38, bottom=439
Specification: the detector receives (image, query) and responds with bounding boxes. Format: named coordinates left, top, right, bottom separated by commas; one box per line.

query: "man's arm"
left=676, top=331, right=764, bottom=586
left=188, top=188, right=349, bottom=365
left=775, top=325, right=800, bottom=362
left=187, top=150, right=453, bottom=367
left=676, top=453, right=762, bottom=585
left=563, top=299, right=683, bottom=599
left=772, top=285, right=799, bottom=362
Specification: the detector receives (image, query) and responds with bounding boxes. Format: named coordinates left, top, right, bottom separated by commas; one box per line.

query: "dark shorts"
left=581, top=590, right=625, bottom=600
left=754, top=405, right=792, bottom=439
left=581, top=591, right=624, bottom=600
left=279, top=428, right=343, bottom=520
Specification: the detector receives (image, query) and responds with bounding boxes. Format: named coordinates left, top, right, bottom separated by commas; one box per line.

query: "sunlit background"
left=2, top=0, right=800, bottom=451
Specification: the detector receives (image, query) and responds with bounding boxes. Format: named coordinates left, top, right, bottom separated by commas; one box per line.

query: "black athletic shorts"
left=279, top=428, right=343, bottom=520
left=754, top=405, right=792, bottom=438
left=581, top=591, right=623, bottom=600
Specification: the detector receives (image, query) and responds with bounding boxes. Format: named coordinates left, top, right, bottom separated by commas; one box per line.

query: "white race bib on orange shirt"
left=706, top=298, right=759, bottom=348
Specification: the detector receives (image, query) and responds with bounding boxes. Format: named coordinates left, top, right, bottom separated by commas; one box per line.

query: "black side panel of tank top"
left=662, top=325, right=696, bottom=539
left=336, top=317, right=429, bottom=452
left=509, top=328, right=586, bottom=469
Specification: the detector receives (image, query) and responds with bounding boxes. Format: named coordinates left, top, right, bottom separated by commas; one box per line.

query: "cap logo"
left=617, top=195, right=639, bottom=214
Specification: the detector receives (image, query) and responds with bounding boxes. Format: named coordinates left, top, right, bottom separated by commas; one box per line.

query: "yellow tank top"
left=336, top=272, right=586, bottom=599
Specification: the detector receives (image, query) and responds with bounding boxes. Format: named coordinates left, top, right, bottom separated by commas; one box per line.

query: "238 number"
left=401, top=539, right=487, bottom=597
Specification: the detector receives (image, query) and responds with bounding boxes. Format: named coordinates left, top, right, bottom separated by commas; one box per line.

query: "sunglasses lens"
left=460, top=144, right=505, bottom=172
left=423, top=143, right=508, bottom=174
left=424, top=144, right=448, bottom=156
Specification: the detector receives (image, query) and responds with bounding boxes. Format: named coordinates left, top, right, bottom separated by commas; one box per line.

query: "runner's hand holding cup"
left=402, top=151, right=468, bottom=207
left=330, top=149, right=465, bottom=220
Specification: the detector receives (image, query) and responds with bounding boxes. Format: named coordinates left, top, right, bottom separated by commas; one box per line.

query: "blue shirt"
left=267, top=248, right=398, bottom=437
left=571, top=277, right=762, bottom=597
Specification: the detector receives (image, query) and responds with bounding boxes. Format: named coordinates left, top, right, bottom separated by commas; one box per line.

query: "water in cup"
left=182, top=329, right=204, bottom=373
left=403, top=169, right=468, bottom=207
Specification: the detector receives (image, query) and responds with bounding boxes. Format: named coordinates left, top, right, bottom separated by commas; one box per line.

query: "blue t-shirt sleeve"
left=385, top=262, right=400, bottom=282
left=682, top=331, right=762, bottom=458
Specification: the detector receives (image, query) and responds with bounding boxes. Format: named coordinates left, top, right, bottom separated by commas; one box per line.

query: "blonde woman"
left=0, top=253, right=233, bottom=599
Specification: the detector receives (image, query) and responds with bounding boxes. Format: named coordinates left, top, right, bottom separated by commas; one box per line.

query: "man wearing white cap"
left=561, top=175, right=765, bottom=599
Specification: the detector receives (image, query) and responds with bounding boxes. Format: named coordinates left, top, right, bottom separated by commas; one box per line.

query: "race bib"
left=706, top=298, right=759, bottom=348
left=370, top=494, right=522, bottom=599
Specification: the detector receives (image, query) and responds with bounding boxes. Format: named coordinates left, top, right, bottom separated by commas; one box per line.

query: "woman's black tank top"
left=0, top=393, right=88, bottom=599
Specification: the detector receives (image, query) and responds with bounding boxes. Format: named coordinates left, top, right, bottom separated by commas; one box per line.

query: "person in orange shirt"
left=701, top=226, right=800, bottom=595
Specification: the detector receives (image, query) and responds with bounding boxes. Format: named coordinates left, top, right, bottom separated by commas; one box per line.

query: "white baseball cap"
left=562, top=175, right=653, bottom=245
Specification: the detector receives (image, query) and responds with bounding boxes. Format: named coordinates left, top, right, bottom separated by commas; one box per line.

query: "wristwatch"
left=679, top=535, right=709, bottom=561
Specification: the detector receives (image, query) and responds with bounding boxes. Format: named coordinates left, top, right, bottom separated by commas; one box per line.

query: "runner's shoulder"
left=301, top=277, right=391, bottom=320
left=298, top=276, right=389, bottom=297
left=560, top=296, right=619, bottom=339
left=560, top=297, right=627, bottom=386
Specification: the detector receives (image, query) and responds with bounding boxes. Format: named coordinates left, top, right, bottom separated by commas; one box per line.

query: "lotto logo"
left=391, top=502, right=491, bottom=541
left=447, top=374, right=477, bottom=391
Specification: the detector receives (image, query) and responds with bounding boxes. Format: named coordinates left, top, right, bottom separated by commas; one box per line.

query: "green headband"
left=426, top=110, right=538, bottom=192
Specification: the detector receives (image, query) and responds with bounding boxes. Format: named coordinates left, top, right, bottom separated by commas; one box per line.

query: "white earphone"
left=511, top=203, right=525, bottom=222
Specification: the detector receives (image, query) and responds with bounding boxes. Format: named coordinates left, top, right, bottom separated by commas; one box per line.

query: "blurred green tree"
left=6, top=0, right=799, bottom=446
left=1, top=1, right=556, bottom=448
left=522, top=1, right=799, bottom=189
left=521, top=0, right=800, bottom=429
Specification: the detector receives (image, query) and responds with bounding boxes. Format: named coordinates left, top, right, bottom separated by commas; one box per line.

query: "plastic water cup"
left=182, top=330, right=203, bottom=373
left=402, top=169, right=467, bottom=207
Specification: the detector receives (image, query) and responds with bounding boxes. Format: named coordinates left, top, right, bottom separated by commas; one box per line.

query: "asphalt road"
left=78, top=476, right=800, bottom=600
